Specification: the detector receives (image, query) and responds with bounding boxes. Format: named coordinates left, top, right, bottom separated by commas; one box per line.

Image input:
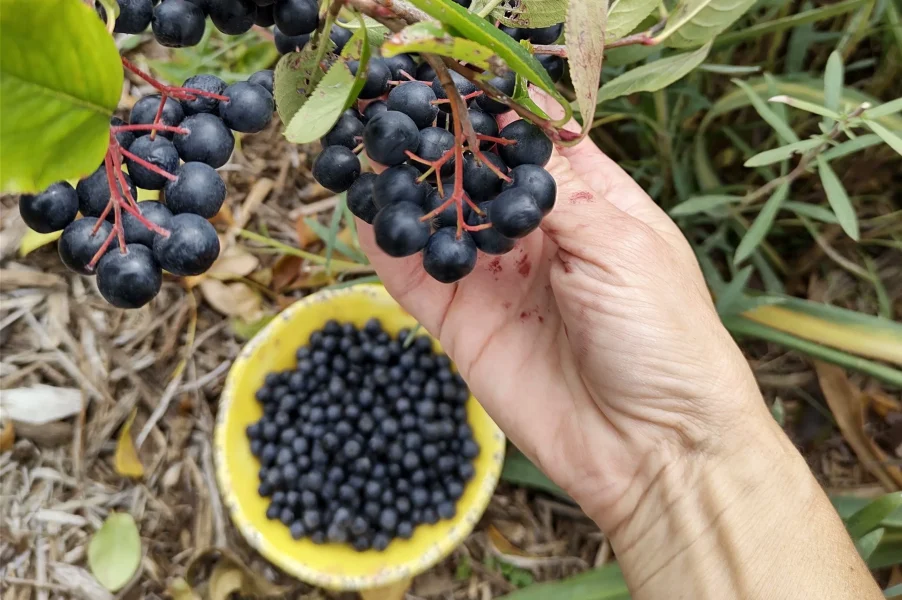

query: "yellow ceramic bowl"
left=214, top=284, right=505, bottom=591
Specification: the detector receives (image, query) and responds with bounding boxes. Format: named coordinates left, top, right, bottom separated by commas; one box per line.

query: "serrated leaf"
left=732, top=79, right=799, bottom=143
left=824, top=51, right=843, bottom=128
left=284, top=61, right=356, bottom=144
left=821, top=133, right=882, bottom=161
left=865, top=120, right=902, bottom=156
left=19, top=228, right=62, bottom=257
left=383, top=22, right=496, bottom=71
left=669, top=194, right=741, bottom=216
left=862, top=97, right=902, bottom=120
left=88, top=513, right=141, bottom=592
left=565, top=0, right=606, bottom=138
left=816, top=155, right=859, bottom=240
left=0, top=0, right=122, bottom=193
left=768, top=95, right=841, bottom=120
left=273, top=38, right=336, bottom=126
left=404, top=0, right=571, bottom=125
left=744, top=138, right=822, bottom=167
left=734, top=182, right=789, bottom=265
left=473, top=0, right=568, bottom=29
left=607, top=0, right=660, bottom=40
left=658, top=0, right=757, bottom=48
left=595, top=42, right=711, bottom=105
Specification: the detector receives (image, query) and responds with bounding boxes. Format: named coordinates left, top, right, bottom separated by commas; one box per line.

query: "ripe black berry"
left=58, top=218, right=115, bottom=274
left=463, top=152, right=508, bottom=202
left=111, top=116, right=136, bottom=151
left=152, top=213, right=220, bottom=275
left=248, top=69, right=274, bottom=95
left=363, top=111, right=420, bottom=166
left=208, top=0, right=256, bottom=35
left=373, top=201, right=430, bottom=257
left=373, top=165, right=427, bottom=209
left=387, top=82, right=438, bottom=129
left=383, top=53, right=416, bottom=80
left=422, top=185, right=470, bottom=229
left=345, top=172, right=378, bottom=224
left=467, top=201, right=516, bottom=255
left=349, top=58, right=391, bottom=100
left=503, top=164, right=557, bottom=215
left=19, top=182, right=79, bottom=233
left=110, top=0, right=154, bottom=34
left=413, top=127, right=455, bottom=175
left=312, top=146, right=361, bottom=193
left=415, top=62, right=436, bottom=82
left=468, top=109, right=499, bottom=149
left=527, top=23, right=563, bottom=45
left=76, top=166, right=138, bottom=217
left=121, top=200, right=172, bottom=247
left=152, top=0, right=206, bottom=47
left=500, top=25, right=525, bottom=40
left=488, top=188, right=543, bottom=239
left=323, top=110, right=364, bottom=150
left=330, top=25, right=353, bottom=53
left=273, top=0, right=318, bottom=36
left=164, top=162, right=226, bottom=218
left=254, top=3, right=275, bottom=27
left=130, top=94, right=185, bottom=139
left=173, top=113, right=235, bottom=168
left=219, top=82, right=274, bottom=133
left=538, top=54, right=565, bottom=83
left=432, top=71, right=477, bottom=113
left=475, top=71, right=515, bottom=114
left=97, top=245, right=162, bottom=308
left=499, top=120, right=553, bottom=168
left=274, top=26, right=310, bottom=54
left=124, top=135, right=181, bottom=190
left=361, top=100, right=387, bottom=123
left=423, top=228, right=477, bottom=283
left=180, top=74, right=227, bottom=115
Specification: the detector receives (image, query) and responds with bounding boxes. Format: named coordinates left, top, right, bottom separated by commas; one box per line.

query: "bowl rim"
left=214, top=284, right=505, bottom=590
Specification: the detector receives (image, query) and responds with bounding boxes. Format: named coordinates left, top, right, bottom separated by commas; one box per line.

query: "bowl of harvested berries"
left=214, top=284, right=505, bottom=593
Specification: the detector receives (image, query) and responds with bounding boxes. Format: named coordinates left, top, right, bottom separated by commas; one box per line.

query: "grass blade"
left=496, top=564, right=630, bottom=600
left=863, top=97, right=902, bottom=119
left=865, top=120, right=902, bottom=156
left=501, top=448, right=570, bottom=501
left=816, top=155, right=859, bottom=240
left=821, top=133, right=882, bottom=160
left=670, top=195, right=742, bottom=216
left=715, top=265, right=753, bottom=316
left=732, top=80, right=799, bottom=143
left=823, top=51, right=844, bottom=128
left=734, top=182, right=789, bottom=265
left=846, top=493, right=902, bottom=539
left=744, top=138, right=821, bottom=167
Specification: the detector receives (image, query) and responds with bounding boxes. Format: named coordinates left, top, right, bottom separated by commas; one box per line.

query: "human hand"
left=357, top=90, right=774, bottom=534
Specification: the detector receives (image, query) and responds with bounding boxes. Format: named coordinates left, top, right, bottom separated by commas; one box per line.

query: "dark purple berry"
left=346, top=172, right=378, bottom=224
left=503, top=164, right=556, bottom=215
left=499, top=120, right=553, bottom=168
left=463, top=151, right=507, bottom=202
left=432, top=71, right=476, bottom=113
left=152, top=213, right=220, bottom=275
left=387, top=82, right=438, bottom=129
left=423, top=227, right=477, bottom=284
left=415, top=62, right=436, bottom=82
left=58, top=217, right=115, bottom=275
left=363, top=111, right=420, bottom=166
left=383, top=53, right=416, bottom=80
left=349, top=58, right=391, bottom=99
left=527, top=23, right=563, bottom=45
left=76, top=166, right=138, bottom=217
left=152, top=0, right=206, bottom=48
left=248, top=69, right=274, bottom=95
left=129, top=94, right=185, bottom=139
left=373, top=165, right=427, bottom=209
left=180, top=74, right=227, bottom=115
left=475, top=71, right=515, bottom=114
left=500, top=25, right=525, bottom=40
left=323, top=110, right=364, bottom=150
left=124, top=135, right=180, bottom=190
left=312, top=146, right=361, bottom=193
left=111, top=0, right=153, bottom=34
left=254, top=4, right=275, bottom=27
left=164, top=162, right=226, bottom=218
left=538, top=54, right=565, bottom=83
left=219, top=82, right=274, bottom=133
left=373, top=201, right=430, bottom=257
left=468, top=109, right=499, bottom=149
left=273, top=0, right=318, bottom=36
left=361, top=100, right=388, bottom=123
left=273, top=26, right=310, bottom=54
left=111, top=116, right=136, bottom=151
left=413, top=127, right=454, bottom=175
left=173, top=114, right=235, bottom=168
left=97, top=244, right=162, bottom=308
left=488, top=188, right=543, bottom=238
left=330, top=25, right=353, bottom=53
left=422, top=185, right=471, bottom=229
left=121, top=200, right=172, bottom=247
left=466, top=201, right=515, bottom=255
left=19, top=182, right=78, bottom=233
left=208, top=0, right=256, bottom=35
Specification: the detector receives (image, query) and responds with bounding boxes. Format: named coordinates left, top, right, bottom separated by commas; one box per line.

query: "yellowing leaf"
left=167, top=578, right=201, bottom=600
left=88, top=513, right=141, bottom=592
left=565, top=0, right=607, bottom=139
left=210, top=564, right=244, bottom=600
left=114, top=409, right=144, bottom=479
left=383, top=22, right=496, bottom=71
left=0, top=419, right=15, bottom=452
left=198, top=279, right=263, bottom=319
left=19, top=228, right=62, bottom=257
left=185, top=548, right=292, bottom=598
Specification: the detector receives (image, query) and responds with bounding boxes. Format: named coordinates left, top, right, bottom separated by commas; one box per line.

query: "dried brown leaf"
left=198, top=280, right=264, bottom=320
left=114, top=409, right=144, bottom=479
left=186, top=548, right=292, bottom=598
left=295, top=217, right=319, bottom=248
left=270, top=255, right=304, bottom=291
left=184, top=243, right=260, bottom=287
left=0, top=419, right=14, bottom=452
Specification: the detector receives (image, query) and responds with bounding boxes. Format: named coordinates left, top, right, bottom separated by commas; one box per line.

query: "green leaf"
left=669, top=194, right=742, bottom=216
left=607, top=0, right=661, bottom=40
left=88, top=512, right=141, bottom=592
left=884, top=583, right=902, bottom=598
left=714, top=0, right=870, bottom=48
left=856, top=528, right=885, bottom=562
left=595, top=42, right=711, bottom=105
left=565, top=0, right=607, bottom=137
left=732, top=79, right=799, bottom=144
left=865, top=120, right=902, bottom=156
left=383, top=22, right=496, bottom=71
left=302, top=214, right=368, bottom=265
left=0, top=0, right=123, bottom=193
left=273, top=39, right=336, bottom=126
left=473, top=0, right=568, bottom=29
left=96, top=0, right=119, bottom=29
left=697, top=63, right=762, bottom=75
left=863, top=97, right=902, bottom=120
left=783, top=201, right=839, bottom=223
left=845, top=493, right=902, bottom=540
left=734, top=182, right=789, bottom=265
left=821, top=133, right=882, bottom=161
left=501, top=448, right=570, bottom=501
left=816, top=155, right=859, bottom=240
left=496, top=564, right=630, bottom=600
left=337, top=16, right=390, bottom=46
left=284, top=61, right=356, bottom=144
left=340, top=16, right=373, bottom=109
left=657, top=0, right=758, bottom=48
left=716, top=265, right=753, bottom=316
left=768, top=95, right=842, bottom=120
left=744, top=138, right=822, bottom=167
left=404, top=0, right=571, bottom=125
left=823, top=51, right=843, bottom=128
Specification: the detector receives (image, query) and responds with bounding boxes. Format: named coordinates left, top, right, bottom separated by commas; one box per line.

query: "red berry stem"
left=471, top=148, right=512, bottom=184
left=111, top=124, right=189, bottom=134
left=118, top=147, right=180, bottom=182
left=120, top=57, right=229, bottom=102
left=477, top=134, right=515, bottom=146
left=149, top=93, right=170, bottom=141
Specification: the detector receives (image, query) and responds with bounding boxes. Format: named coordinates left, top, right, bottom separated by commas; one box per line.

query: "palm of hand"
left=358, top=102, right=758, bottom=530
